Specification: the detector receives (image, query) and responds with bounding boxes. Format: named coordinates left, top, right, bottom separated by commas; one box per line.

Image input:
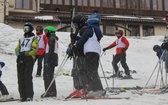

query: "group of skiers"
left=0, top=13, right=135, bottom=102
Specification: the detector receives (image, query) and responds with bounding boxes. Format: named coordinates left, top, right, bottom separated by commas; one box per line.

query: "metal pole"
left=4, top=0, right=6, bottom=23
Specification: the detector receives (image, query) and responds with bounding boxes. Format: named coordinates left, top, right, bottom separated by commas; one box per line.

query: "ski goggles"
left=23, top=26, right=30, bottom=32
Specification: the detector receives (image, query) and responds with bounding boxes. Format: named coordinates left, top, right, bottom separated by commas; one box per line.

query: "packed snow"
left=0, top=23, right=168, bottom=105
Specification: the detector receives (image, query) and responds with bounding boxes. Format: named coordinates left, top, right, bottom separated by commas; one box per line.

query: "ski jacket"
left=107, top=36, right=129, bottom=54
left=76, top=25, right=103, bottom=56
left=15, top=33, right=38, bottom=60
left=36, top=33, right=47, bottom=55
left=0, top=62, right=5, bottom=78
left=45, top=33, right=59, bottom=66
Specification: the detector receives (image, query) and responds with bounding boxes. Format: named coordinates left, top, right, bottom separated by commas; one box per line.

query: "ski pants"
left=0, top=81, right=9, bottom=95
left=71, top=55, right=89, bottom=90
left=112, top=53, right=130, bottom=76
left=43, top=54, right=57, bottom=96
left=17, top=56, right=34, bottom=99
left=35, top=54, right=44, bottom=76
left=85, top=52, right=103, bottom=91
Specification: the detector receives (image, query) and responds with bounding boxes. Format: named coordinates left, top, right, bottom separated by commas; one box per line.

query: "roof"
left=6, top=12, right=166, bottom=24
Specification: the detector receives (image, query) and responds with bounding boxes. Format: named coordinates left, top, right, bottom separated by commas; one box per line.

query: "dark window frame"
left=15, top=0, right=33, bottom=10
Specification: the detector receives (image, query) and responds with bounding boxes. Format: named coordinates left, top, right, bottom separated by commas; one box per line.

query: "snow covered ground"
left=0, top=23, right=168, bottom=105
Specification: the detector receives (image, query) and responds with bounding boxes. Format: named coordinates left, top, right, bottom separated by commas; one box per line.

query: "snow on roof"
left=35, top=16, right=54, bottom=20
left=104, top=15, right=154, bottom=20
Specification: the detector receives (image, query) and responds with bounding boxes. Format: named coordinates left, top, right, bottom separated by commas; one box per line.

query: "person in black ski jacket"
left=41, top=26, right=58, bottom=98
left=66, top=13, right=89, bottom=98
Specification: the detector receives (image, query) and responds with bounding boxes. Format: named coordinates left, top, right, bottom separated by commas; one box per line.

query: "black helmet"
left=36, top=25, right=43, bottom=32
left=72, top=13, right=85, bottom=29
left=153, top=45, right=160, bottom=51
left=23, top=22, right=34, bottom=32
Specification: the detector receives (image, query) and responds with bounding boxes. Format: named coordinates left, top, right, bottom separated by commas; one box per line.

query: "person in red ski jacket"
left=35, top=26, right=48, bottom=77
left=103, top=30, right=132, bottom=79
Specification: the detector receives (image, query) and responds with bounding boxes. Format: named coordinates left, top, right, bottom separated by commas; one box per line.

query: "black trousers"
left=71, top=56, right=89, bottom=90
left=43, top=54, right=57, bottom=96
left=112, top=53, right=130, bottom=76
left=17, top=56, right=34, bottom=99
left=85, top=52, right=103, bottom=91
left=0, top=81, right=9, bottom=95
left=35, top=54, right=44, bottom=76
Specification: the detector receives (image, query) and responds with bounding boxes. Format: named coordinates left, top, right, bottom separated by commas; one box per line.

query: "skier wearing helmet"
left=41, top=26, right=58, bottom=98
left=15, top=22, right=38, bottom=102
left=73, top=13, right=104, bottom=98
left=35, top=26, right=47, bottom=77
left=103, top=29, right=132, bottom=79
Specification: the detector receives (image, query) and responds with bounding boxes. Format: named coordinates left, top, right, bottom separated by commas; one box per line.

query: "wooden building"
left=4, top=0, right=168, bottom=36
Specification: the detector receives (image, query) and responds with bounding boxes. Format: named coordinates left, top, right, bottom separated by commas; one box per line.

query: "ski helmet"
left=87, top=14, right=101, bottom=25
left=36, top=25, right=43, bottom=32
left=115, top=30, right=123, bottom=36
left=45, top=26, right=56, bottom=34
left=72, top=13, right=85, bottom=29
left=153, top=45, right=160, bottom=52
left=23, top=22, right=34, bottom=32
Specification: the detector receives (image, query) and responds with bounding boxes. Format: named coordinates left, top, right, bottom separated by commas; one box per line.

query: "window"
left=52, top=0, right=62, bottom=4
left=128, top=0, right=138, bottom=9
left=16, top=0, right=37, bottom=10
left=128, top=25, right=140, bottom=36
left=90, top=0, right=100, bottom=7
left=77, top=0, right=87, bottom=6
left=65, top=0, right=70, bottom=5
left=153, top=0, right=162, bottom=11
left=116, top=0, right=126, bottom=9
left=103, top=0, right=114, bottom=7
left=165, top=0, right=168, bottom=11
left=143, top=26, right=154, bottom=36
left=140, top=0, right=150, bottom=10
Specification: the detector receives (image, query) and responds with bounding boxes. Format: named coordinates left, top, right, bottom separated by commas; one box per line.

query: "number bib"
left=20, top=36, right=35, bottom=52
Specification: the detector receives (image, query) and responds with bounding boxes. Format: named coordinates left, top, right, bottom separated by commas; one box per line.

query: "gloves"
left=122, top=48, right=127, bottom=52
left=103, top=47, right=109, bottom=52
left=17, top=52, right=26, bottom=63
left=66, top=47, right=73, bottom=57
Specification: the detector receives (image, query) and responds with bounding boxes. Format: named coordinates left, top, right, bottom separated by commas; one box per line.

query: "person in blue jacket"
left=0, top=62, right=9, bottom=99
left=75, top=13, right=105, bottom=98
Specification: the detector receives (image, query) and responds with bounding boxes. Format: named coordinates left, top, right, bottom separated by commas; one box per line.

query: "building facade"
left=2, top=0, right=168, bottom=36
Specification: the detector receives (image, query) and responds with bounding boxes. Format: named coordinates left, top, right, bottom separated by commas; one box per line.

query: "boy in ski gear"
left=41, top=26, right=58, bottom=98
left=35, top=26, right=47, bottom=77
left=153, top=45, right=165, bottom=60
left=74, top=13, right=104, bottom=98
left=0, top=62, right=10, bottom=100
left=67, top=14, right=89, bottom=98
left=15, top=22, right=38, bottom=102
left=103, top=30, right=132, bottom=79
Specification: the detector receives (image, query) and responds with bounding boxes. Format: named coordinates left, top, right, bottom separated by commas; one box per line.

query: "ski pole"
left=42, top=54, right=68, bottom=98
left=99, top=60, right=109, bottom=89
left=145, top=50, right=166, bottom=88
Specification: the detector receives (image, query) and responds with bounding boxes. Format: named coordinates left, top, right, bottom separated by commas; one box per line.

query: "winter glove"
left=103, top=47, right=109, bottom=52
left=122, top=48, right=127, bottom=52
left=66, top=47, right=73, bottom=58
left=17, top=52, right=27, bottom=63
